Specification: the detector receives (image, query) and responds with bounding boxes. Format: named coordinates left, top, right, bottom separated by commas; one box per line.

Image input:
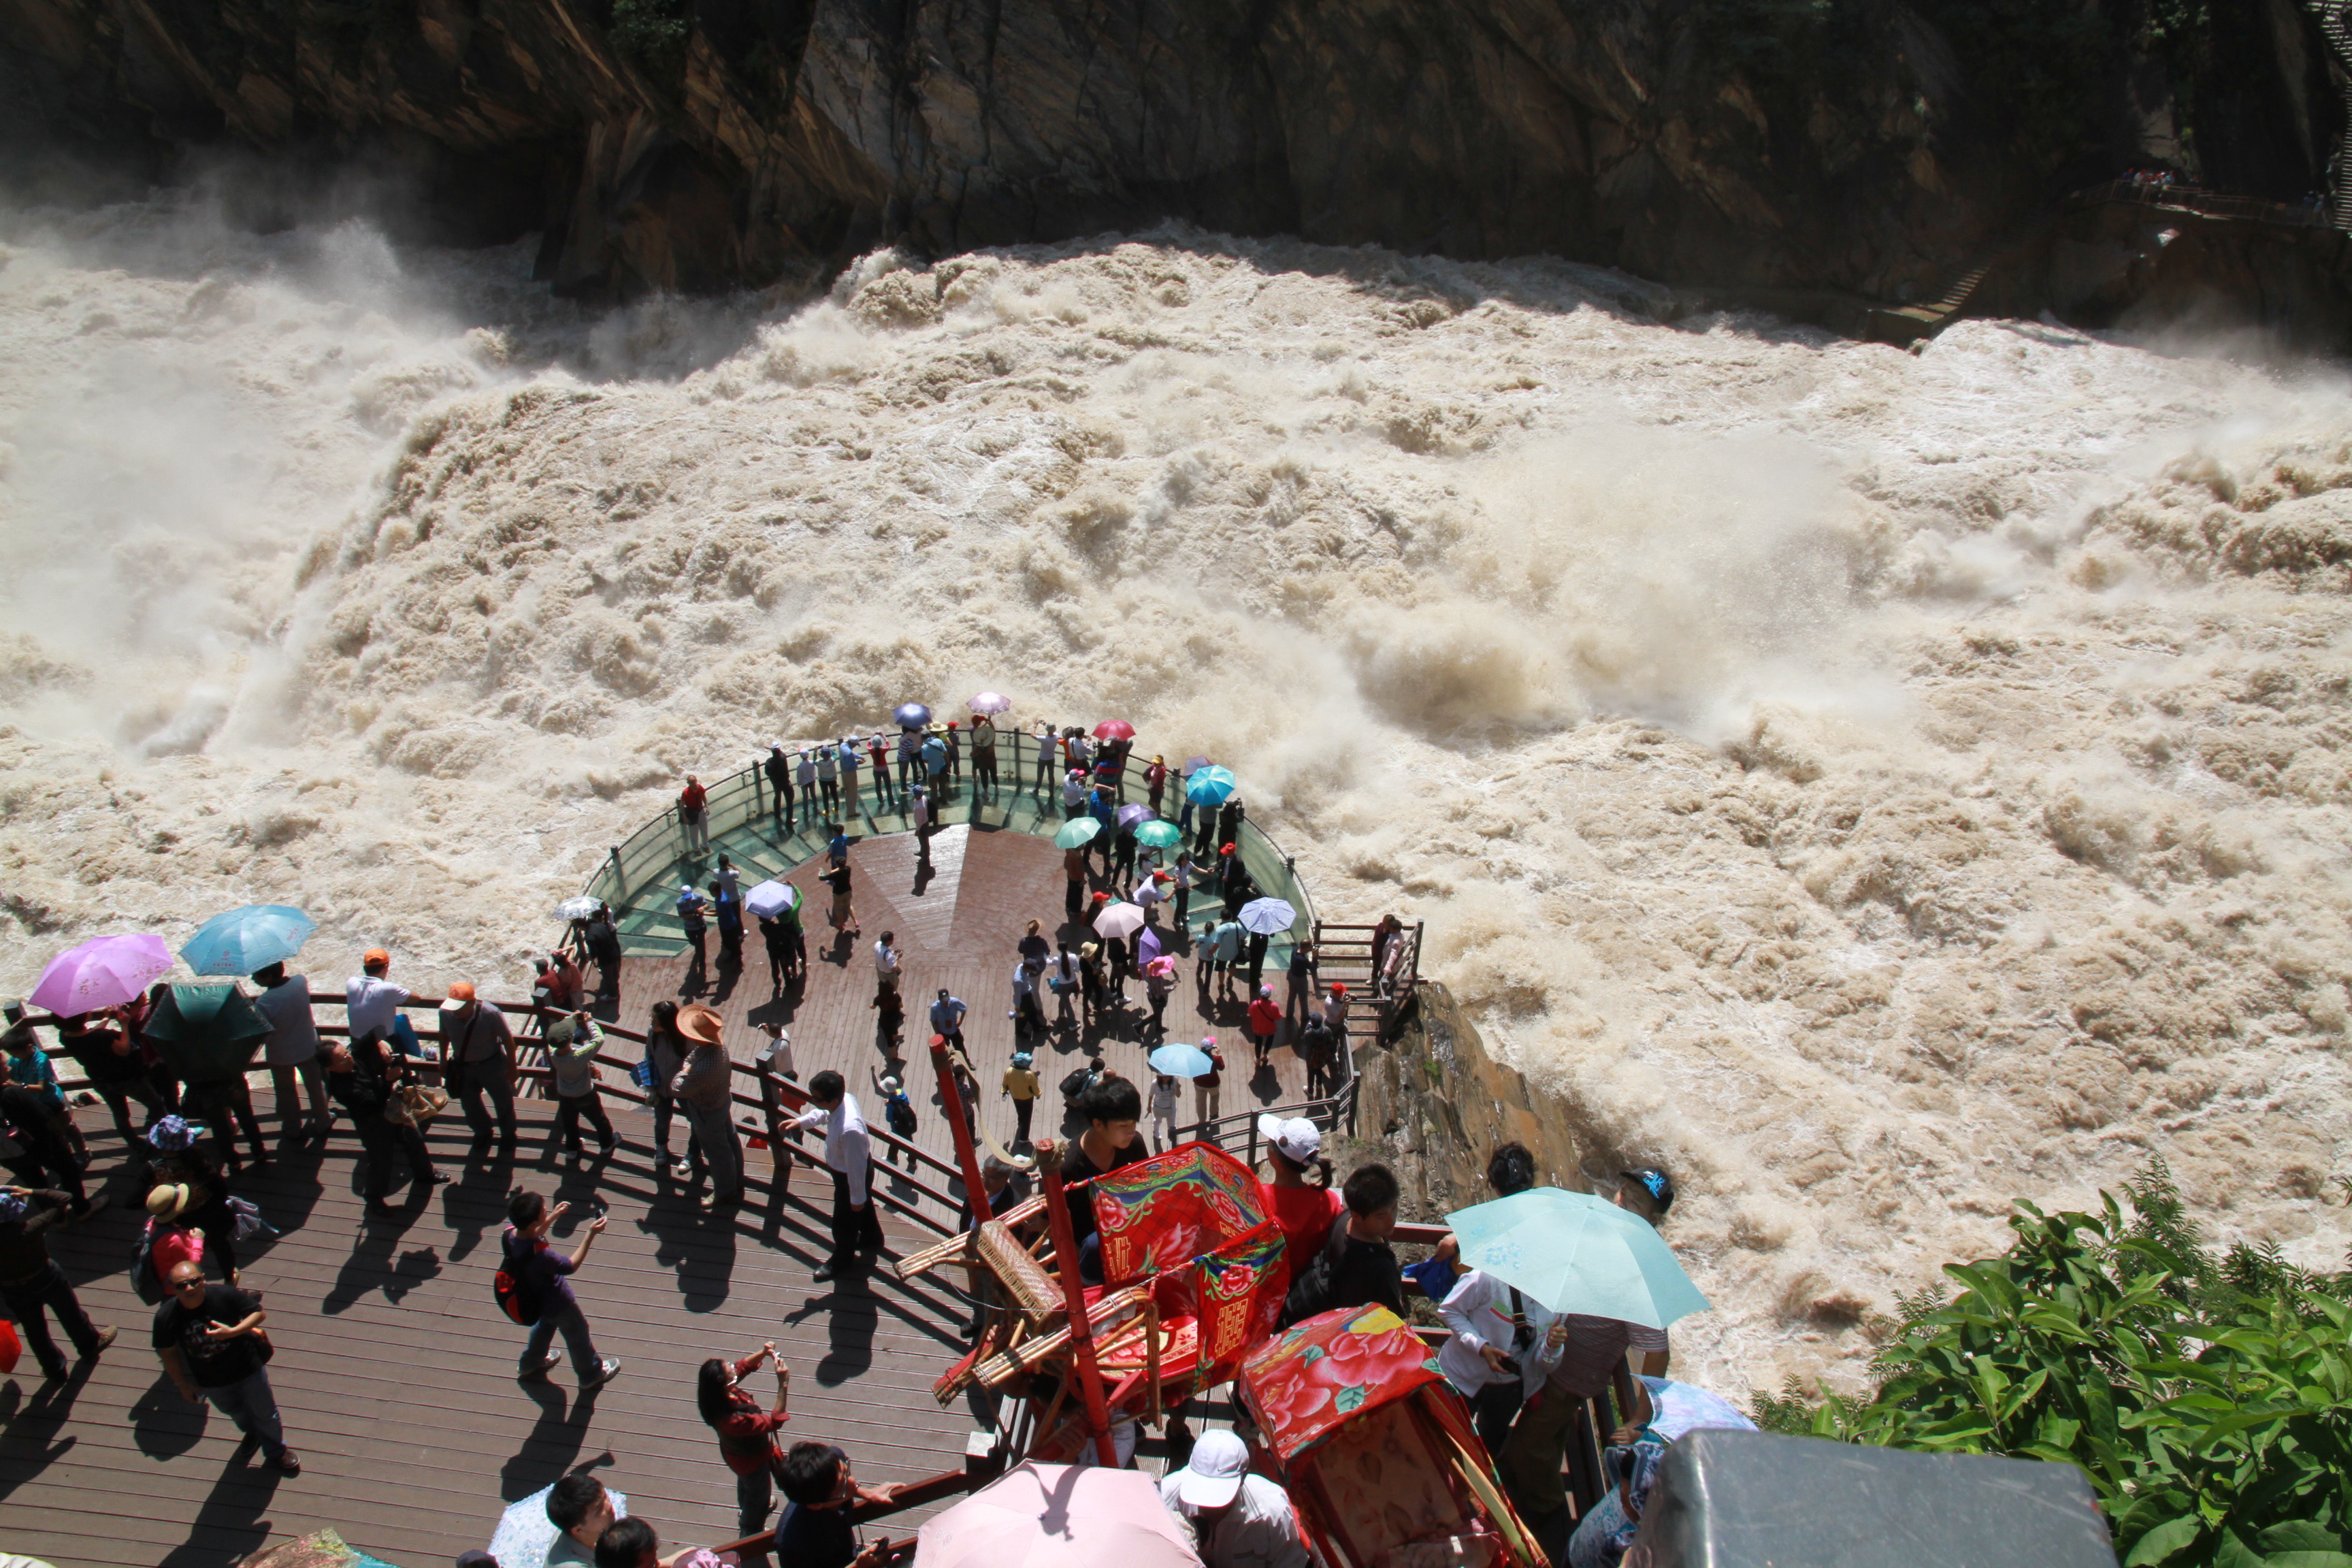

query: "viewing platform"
left=4, top=725, right=1426, bottom=1565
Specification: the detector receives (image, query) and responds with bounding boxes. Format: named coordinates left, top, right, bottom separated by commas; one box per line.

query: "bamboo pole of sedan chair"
left=926, top=1032, right=993, bottom=1229
left=1033, top=1139, right=1122, bottom=1469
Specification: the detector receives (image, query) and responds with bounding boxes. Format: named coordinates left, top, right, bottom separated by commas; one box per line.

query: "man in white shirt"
left=346, top=949, right=439, bottom=1060
left=1158, top=1430, right=1309, bottom=1568
left=1437, top=1269, right=1567, bottom=1453
left=872, top=932, right=902, bottom=1001
left=789, top=1071, right=879, bottom=1283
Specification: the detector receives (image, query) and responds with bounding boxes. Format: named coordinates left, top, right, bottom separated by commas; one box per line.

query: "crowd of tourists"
left=2, top=719, right=1709, bottom=1568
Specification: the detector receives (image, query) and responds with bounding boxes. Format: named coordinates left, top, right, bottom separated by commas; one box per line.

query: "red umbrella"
left=1093, top=719, right=1137, bottom=742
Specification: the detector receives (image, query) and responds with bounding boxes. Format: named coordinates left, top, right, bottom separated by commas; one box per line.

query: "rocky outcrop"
left=0, top=0, right=2340, bottom=301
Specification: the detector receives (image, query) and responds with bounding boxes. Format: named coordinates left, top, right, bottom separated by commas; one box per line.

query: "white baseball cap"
left=1258, top=1114, right=1321, bottom=1164
left=1173, top=1428, right=1250, bottom=1507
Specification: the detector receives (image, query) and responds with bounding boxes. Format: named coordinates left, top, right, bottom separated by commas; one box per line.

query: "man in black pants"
left=766, top=741, right=794, bottom=826
left=0, top=1186, right=118, bottom=1379
left=324, top=1038, right=442, bottom=1213
left=788, top=1071, right=881, bottom=1284
left=0, top=1054, right=92, bottom=1215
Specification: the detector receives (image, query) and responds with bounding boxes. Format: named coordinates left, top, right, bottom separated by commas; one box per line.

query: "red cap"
left=1220, top=843, right=1235, bottom=855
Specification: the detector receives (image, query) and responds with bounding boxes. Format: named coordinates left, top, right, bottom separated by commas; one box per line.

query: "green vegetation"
left=611, top=0, right=690, bottom=95
left=1754, top=1162, right=2352, bottom=1567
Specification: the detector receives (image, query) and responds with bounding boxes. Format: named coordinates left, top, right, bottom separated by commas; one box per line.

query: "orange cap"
left=445, top=981, right=476, bottom=1001
left=362, top=948, right=391, bottom=968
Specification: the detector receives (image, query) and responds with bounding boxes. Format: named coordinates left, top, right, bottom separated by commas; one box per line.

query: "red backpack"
left=493, top=1228, right=544, bottom=1325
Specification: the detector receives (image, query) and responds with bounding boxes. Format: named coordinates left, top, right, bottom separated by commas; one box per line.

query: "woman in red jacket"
left=698, top=1341, right=792, bottom=1537
left=1247, top=986, right=1284, bottom=1070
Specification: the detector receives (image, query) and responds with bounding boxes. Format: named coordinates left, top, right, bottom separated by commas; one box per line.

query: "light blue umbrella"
left=1637, top=1375, right=1757, bottom=1441
left=1447, top=1187, right=1710, bottom=1330
left=894, top=702, right=933, bottom=728
left=179, top=905, right=316, bottom=976
left=1055, top=818, right=1102, bottom=849
left=1184, top=765, right=1237, bottom=805
left=491, top=1484, right=630, bottom=1568
left=1149, top=1043, right=1215, bottom=1078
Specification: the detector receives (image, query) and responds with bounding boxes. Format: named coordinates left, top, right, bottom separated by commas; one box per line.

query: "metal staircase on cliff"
left=1310, top=917, right=1424, bottom=1050
left=2314, top=1, right=2352, bottom=230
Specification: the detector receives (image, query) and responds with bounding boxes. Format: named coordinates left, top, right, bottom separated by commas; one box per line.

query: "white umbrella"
left=1238, top=897, right=1296, bottom=936
left=917, top=1463, right=1199, bottom=1568
left=489, top=1484, right=628, bottom=1568
left=744, top=880, right=800, bottom=919
left=1093, top=902, right=1147, bottom=940
left=553, top=895, right=603, bottom=921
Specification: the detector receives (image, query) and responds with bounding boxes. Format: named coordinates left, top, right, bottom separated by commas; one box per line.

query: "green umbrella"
left=142, top=983, right=272, bottom=1083
left=1054, top=818, right=1102, bottom=849
left=1447, top=1187, right=1710, bottom=1330
left=1134, top=819, right=1181, bottom=849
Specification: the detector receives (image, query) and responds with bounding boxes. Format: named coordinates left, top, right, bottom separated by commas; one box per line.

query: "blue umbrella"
left=1184, top=765, right=1237, bottom=805
left=1448, top=1187, right=1710, bottom=1329
left=894, top=702, right=933, bottom=728
left=1149, top=1043, right=1215, bottom=1078
left=179, top=905, right=316, bottom=976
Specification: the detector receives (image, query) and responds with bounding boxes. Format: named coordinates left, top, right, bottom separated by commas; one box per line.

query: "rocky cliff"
left=0, top=0, right=2340, bottom=301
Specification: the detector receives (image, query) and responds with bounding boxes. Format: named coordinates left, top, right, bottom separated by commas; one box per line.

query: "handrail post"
left=927, top=1032, right=991, bottom=1230
left=758, top=1058, right=789, bottom=1203
left=1034, top=1141, right=1120, bottom=1468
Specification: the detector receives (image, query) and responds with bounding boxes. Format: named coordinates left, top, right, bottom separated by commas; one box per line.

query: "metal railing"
left=2071, top=176, right=2338, bottom=231
left=580, top=725, right=1318, bottom=959
left=1191, top=1085, right=1360, bottom=1166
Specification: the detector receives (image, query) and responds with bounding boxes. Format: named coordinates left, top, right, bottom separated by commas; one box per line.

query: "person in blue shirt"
left=928, top=990, right=967, bottom=1049
left=921, top=733, right=948, bottom=797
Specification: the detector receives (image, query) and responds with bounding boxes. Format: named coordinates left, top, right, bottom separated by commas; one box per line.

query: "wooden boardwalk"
left=0, top=1093, right=981, bottom=1568
left=625, top=823, right=1318, bottom=1169
left=3, top=824, right=1335, bottom=1568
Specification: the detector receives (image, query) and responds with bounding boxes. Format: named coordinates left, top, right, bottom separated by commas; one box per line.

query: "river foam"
left=4, top=190, right=2349, bottom=1399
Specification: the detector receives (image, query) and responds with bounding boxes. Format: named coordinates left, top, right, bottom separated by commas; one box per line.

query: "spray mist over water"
left=3, top=193, right=2350, bottom=1401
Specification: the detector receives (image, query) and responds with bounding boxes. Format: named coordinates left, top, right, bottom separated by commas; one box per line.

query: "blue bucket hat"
left=0, top=1190, right=28, bottom=1222
left=146, top=1114, right=203, bottom=1152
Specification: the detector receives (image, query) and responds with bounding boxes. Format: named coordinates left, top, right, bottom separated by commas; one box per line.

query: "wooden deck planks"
left=619, top=823, right=1317, bottom=1179
left=1, top=1096, right=979, bottom=1568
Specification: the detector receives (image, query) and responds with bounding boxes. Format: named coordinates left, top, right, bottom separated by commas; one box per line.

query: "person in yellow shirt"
left=1001, top=1050, right=1041, bottom=1149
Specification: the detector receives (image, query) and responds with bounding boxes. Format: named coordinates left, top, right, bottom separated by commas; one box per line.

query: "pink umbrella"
left=917, top=1462, right=1200, bottom=1568
left=1094, top=901, right=1148, bottom=941
left=1093, top=719, right=1137, bottom=742
left=29, top=932, right=175, bottom=1015
left=970, top=691, right=1013, bottom=715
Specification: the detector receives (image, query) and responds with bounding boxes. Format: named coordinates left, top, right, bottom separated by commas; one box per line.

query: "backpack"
left=1279, top=1211, right=1353, bottom=1329
left=884, top=1092, right=918, bottom=1137
left=493, top=1228, right=544, bottom=1326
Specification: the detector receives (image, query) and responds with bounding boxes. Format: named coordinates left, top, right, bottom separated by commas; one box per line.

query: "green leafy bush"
left=610, top=0, right=689, bottom=94
left=1754, top=1162, right=2352, bottom=1567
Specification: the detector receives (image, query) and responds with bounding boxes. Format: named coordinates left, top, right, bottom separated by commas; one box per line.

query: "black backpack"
left=1279, top=1211, right=1352, bottom=1328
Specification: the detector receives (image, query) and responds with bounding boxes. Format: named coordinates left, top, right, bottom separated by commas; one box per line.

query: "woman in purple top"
left=503, top=1187, right=622, bottom=1390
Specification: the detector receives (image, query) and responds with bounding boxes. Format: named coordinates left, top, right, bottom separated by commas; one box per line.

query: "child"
left=1149, top=1073, right=1181, bottom=1152
left=548, top=1012, right=616, bottom=1167
left=875, top=1071, right=917, bottom=1167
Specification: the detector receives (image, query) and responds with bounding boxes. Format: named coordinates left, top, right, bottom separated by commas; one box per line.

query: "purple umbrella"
left=29, top=932, right=175, bottom=1015
left=1138, top=924, right=1165, bottom=964
left=1183, top=755, right=1211, bottom=773
left=1116, top=804, right=1156, bottom=832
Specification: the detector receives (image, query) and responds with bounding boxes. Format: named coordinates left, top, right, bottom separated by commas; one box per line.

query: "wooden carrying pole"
left=926, top=1032, right=992, bottom=1228
left=1034, top=1141, right=1121, bottom=1468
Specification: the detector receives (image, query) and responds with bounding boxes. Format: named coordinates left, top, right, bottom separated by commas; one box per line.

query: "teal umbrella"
left=1054, top=818, right=1102, bottom=849
left=142, top=983, right=272, bottom=1083
left=180, top=904, right=316, bottom=975
left=1184, top=765, right=1237, bottom=805
left=1447, top=1187, right=1710, bottom=1330
left=1135, top=819, right=1181, bottom=849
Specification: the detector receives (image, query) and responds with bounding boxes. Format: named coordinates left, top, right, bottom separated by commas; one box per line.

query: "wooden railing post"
left=927, top=1033, right=991, bottom=1229
left=1034, top=1141, right=1120, bottom=1468
left=758, top=1057, right=790, bottom=1202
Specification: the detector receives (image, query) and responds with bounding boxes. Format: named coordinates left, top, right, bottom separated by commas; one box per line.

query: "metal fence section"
left=580, top=727, right=1318, bottom=963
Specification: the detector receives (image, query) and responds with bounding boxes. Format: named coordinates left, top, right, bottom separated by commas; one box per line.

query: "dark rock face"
left=0, top=0, right=2338, bottom=301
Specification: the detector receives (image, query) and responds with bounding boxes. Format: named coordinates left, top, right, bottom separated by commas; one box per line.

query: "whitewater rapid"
left=4, top=191, right=2349, bottom=1401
